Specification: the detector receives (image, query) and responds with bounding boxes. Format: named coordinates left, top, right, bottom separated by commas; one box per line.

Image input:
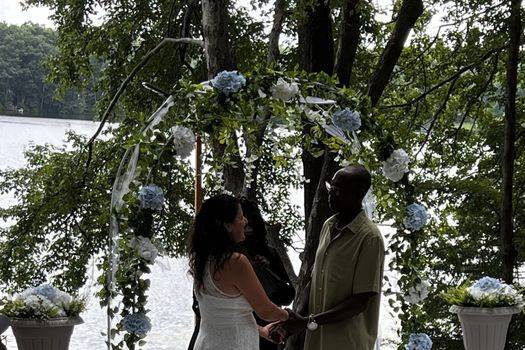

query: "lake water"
left=0, top=115, right=399, bottom=349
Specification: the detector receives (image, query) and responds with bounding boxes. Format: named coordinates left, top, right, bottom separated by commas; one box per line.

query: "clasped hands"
left=264, top=308, right=308, bottom=344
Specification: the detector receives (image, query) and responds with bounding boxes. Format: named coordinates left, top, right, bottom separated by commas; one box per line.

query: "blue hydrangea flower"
left=471, top=277, right=502, bottom=292
left=211, top=70, right=246, bottom=95
left=404, top=203, right=429, bottom=231
left=33, top=284, right=59, bottom=303
left=138, top=184, right=164, bottom=211
left=122, top=313, right=152, bottom=336
left=406, top=333, right=432, bottom=350
left=332, top=108, right=361, bottom=132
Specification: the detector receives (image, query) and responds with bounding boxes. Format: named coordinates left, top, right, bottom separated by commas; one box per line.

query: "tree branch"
left=452, top=53, right=500, bottom=143
left=401, top=1, right=505, bottom=70
left=415, top=75, right=459, bottom=157
left=334, top=0, right=360, bottom=86
left=367, top=0, right=424, bottom=106
left=179, top=0, right=200, bottom=64
left=381, top=45, right=504, bottom=109
left=82, top=37, right=204, bottom=176
left=267, top=0, right=287, bottom=63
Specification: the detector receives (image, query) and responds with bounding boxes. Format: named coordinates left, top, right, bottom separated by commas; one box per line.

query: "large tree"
left=1, top=0, right=524, bottom=349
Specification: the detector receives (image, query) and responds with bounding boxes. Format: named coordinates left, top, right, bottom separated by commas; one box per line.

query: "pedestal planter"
left=450, top=305, right=520, bottom=350
left=10, top=317, right=83, bottom=350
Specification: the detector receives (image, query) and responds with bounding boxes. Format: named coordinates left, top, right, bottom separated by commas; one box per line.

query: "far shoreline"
left=0, top=111, right=94, bottom=121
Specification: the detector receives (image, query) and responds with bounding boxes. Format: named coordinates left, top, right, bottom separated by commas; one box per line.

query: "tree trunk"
left=267, top=0, right=287, bottom=63
left=202, top=0, right=245, bottom=195
left=334, top=0, right=360, bottom=86
left=289, top=3, right=336, bottom=349
left=367, top=0, right=424, bottom=106
left=202, top=0, right=235, bottom=76
left=267, top=223, right=298, bottom=286
left=297, top=0, right=334, bottom=229
left=189, top=3, right=242, bottom=349
left=500, top=0, right=521, bottom=284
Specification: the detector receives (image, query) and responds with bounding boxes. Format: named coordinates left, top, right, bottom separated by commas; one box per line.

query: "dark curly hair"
left=188, top=194, right=242, bottom=288
left=240, top=197, right=271, bottom=256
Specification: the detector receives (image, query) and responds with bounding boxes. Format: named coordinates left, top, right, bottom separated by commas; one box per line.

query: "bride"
left=188, top=194, right=289, bottom=350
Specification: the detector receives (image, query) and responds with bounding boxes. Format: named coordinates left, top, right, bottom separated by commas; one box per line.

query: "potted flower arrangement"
left=443, top=276, right=524, bottom=350
left=0, top=283, right=86, bottom=350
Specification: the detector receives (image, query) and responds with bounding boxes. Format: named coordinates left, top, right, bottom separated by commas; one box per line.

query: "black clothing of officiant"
left=240, top=197, right=296, bottom=350
left=187, top=198, right=295, bottom=350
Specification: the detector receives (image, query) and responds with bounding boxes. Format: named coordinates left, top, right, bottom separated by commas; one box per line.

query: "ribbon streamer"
left=107, top=96, right=174, bottom=349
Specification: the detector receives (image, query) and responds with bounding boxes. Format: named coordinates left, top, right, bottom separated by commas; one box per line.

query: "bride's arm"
left=228, top=254, right=289, bottom=322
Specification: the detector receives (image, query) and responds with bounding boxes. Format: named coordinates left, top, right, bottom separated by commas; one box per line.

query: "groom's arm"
left=277, top=292, right=376, bottom=334
left=279, top=235, right=384, bottom=334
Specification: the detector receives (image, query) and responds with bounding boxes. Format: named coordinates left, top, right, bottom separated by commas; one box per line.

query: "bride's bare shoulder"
left=225, top=253, right=251, bottom=271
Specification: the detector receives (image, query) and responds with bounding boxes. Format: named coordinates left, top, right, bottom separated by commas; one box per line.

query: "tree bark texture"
left=267, top=0, right=287, bottom=63
left=500, top=0, right=521, bottom=284
left=202, top=0, right=236, bottom=77
left=202, top=0, right=245, bottom=195
left=297, top=0, right=335, bottom=228
left=335, top=0, right=361, bottom=86
left=367, top=0, right=424, bottom=106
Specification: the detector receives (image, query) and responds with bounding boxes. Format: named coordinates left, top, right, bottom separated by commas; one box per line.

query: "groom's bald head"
left=328, top=165, right=371, bottom=212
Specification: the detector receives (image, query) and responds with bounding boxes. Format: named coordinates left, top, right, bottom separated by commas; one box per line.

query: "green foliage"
left=0, top=22, right=99, bottom=119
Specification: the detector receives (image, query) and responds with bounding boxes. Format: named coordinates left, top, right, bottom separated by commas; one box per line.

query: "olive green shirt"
left=304, top=211, right=385, bottom=350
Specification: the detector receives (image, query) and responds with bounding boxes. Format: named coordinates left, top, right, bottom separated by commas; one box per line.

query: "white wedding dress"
left=193, top=262, right=259, bottom=350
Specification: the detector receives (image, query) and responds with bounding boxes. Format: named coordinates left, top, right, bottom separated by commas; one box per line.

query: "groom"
left=272, top=165, right=385, bottom=349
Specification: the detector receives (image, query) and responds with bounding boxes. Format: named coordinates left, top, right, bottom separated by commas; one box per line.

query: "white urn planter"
left=10, top=317, right=83, bottom=350
left=450, top=305, right=520, bottom=350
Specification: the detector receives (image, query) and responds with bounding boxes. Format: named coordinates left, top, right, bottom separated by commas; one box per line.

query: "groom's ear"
left=224, top=222, right=232, bottom=233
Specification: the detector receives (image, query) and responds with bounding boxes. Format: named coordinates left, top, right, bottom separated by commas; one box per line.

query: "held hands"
left=268, top=308, right=308, bottom=343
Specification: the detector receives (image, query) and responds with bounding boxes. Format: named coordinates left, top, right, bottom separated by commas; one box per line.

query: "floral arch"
left=99, top=68, right=430, bottom=349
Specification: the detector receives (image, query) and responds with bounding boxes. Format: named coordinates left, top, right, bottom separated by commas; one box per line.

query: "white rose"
left=271, top=78, right=299, bottom=102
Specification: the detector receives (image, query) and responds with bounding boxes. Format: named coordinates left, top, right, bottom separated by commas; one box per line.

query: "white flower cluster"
left=243, top=154, right=259, bottom=189
left=271, top=78, right=299, bottom=102
left=468, top=277, right=524, bottom=307
left=405, top=280, right=431, bottom=305
left=382, top=149, right=410, bottom=182
left=171, top=126, right=195, bottom=159
left=13, top=284, right=79, bottom=318
left=303, top=107, right=327, bottom=126
left=129, top=236, right=158, bottom=263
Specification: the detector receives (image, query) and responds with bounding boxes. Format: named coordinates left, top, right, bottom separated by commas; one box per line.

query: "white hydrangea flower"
left=405, top=280, right=431, bottom=305
left=23, top=295, right=58, bottom=316
left=129, top=236, right=159, bottom=263
left=55, top=291, right=73, bottom=310
left=382, top=149, right=410, bottom=182
left=467, top=277, right=523, bottom=307
left=171, top=126, right=195, bottom=159
left=271, top=78, right=299, bottom=102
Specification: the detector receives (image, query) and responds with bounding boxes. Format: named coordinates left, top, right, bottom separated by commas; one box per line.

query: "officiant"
left=240, top=197, right=296, bottom=350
